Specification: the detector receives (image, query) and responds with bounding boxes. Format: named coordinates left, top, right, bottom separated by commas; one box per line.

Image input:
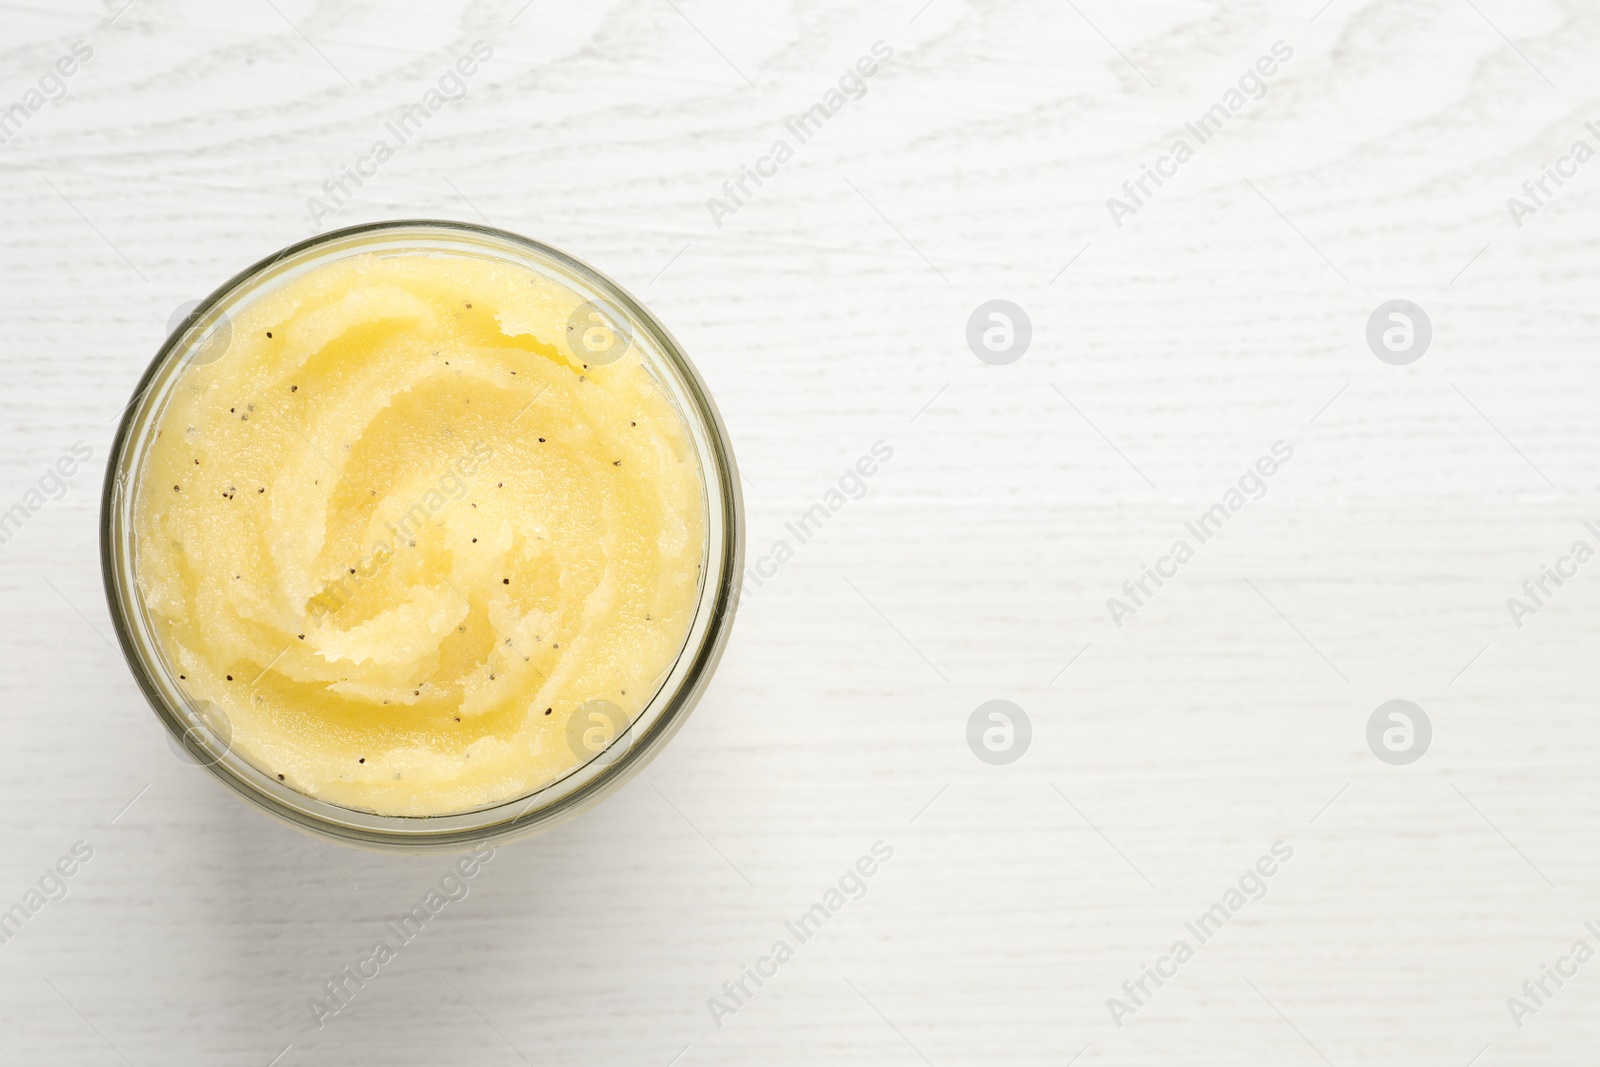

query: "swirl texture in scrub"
left=133, top=252, right=706, bottom=816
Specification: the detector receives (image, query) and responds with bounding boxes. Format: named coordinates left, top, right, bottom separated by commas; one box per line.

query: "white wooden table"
left=2, top=0, right=1598, bottom=1063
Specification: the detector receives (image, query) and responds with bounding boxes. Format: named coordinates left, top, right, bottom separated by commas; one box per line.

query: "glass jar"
left=100, top=220, right=743, bottom=851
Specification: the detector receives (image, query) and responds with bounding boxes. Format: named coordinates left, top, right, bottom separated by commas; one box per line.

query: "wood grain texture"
left=2, top=0, right=1599, bottom=1063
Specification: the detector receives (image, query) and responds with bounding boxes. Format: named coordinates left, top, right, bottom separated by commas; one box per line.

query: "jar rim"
left=99, top=219, right=744, bottom=852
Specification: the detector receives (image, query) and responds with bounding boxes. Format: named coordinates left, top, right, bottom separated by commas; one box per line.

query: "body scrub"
left=129, top=245, right=709, bottom=817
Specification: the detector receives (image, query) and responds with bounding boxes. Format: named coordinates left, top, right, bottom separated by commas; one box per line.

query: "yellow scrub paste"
left=134, top=252, right=706, bottom=816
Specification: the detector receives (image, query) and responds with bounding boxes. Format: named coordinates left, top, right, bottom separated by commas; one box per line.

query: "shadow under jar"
left=101, top=220, right=743, bottom=851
